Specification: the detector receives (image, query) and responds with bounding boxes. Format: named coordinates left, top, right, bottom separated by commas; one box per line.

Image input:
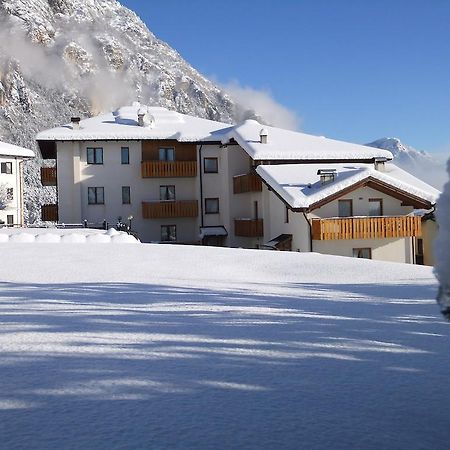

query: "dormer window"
left=317, top=169, right=336, bottom=184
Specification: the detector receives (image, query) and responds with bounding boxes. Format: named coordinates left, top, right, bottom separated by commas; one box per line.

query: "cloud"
left=221, top=80, right=301, bottom=131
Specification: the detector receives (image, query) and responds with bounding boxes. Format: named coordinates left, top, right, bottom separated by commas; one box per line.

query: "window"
left=338, top=199, right=353, bottom=217
left=122, top=186, right=131, bottom=204
left=6, top=215, right=13, bottom=225
left=1, top=162, right=12, bottom=174
left=121, top=147, right=130, bottom=164
left=369, top=198, right=383, bottom=216
left=88, top=187, right=104, bottom=204
left=161, top=225, right=176, bottom=242
left=205, top=198, right=219, bottom=214
left=160, top=185, right=175, bottom=201
left=204, top=157, right=218, bottom=173
left=285, top=206, right=290, bottom=224
left=254, top=201, right=259, bottom=219
left=87, top=147, right=103, bottom=164
left=159, top=147, right=175, bottom=161
left=353, top=248, right=372, bottom=259
left=6, top=188, right=13, bottom=201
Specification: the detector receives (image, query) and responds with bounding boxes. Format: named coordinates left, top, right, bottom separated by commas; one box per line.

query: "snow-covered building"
left=36, top=104, right=439, bottom=263
left=0, top=141, right=34, bottom=226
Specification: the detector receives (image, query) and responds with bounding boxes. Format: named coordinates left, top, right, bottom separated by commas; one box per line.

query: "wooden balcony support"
left=234, top=218, right=264, bottom=237
left=41, top=167, right=57, bottom=186
left=233, top=173, right=262, bottom=194
left=141, top=161, right=197, bottom=178
left=142, top=200, right=198, bottom=219
left=41, top=204, right=58, bottom=222
left=311, top=216, right=422, bottom=240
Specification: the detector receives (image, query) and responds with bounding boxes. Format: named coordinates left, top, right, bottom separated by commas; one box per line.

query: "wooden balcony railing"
left=311, top=216, right=422, bottom=241
left=234, top=218, right=264, bottom=237
left=41, top=167, right=57, bottom=186
left=41, top=204, right=58, bottom=222
left=141, top=161, right=197, bottom=178
left=233, top=173, right=262, bottom=194
left=142, top=200, right=198, bottom=219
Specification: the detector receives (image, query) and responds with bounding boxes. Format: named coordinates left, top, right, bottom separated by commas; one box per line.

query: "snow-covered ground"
left=0, top=243, right=448, bottom=449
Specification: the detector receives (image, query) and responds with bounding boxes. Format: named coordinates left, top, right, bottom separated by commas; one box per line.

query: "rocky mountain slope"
left=366, top=137, right=446, bottom=190
left=0, top=0, right=238, bottom=223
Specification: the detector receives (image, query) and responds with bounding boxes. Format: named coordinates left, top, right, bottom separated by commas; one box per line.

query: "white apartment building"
left=0, top=140, right=34, bottom=226
left=36, top=104, right=439, bottom=263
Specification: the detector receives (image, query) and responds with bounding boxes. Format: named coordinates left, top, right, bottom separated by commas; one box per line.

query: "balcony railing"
left=234, top=218, right=264, bottom=237
left=233, top=173, right=262, bottom=194
left=142, top=200, right=198, bottom=219
left=141, top=161, right=197, bottom=178
left=311, top=216, right=422, bottom=240
left=41, top=204, right=58, bottom=222
left=40, top=167, right=57, bottom=186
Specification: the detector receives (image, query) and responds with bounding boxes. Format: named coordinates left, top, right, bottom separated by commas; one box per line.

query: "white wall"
left=0, top=156, right=24, bottom=225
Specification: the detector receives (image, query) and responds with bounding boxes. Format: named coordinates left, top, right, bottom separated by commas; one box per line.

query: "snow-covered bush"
left=0, top=183, right=9, bottom=210
left=435, top=158, right=450, bottom=319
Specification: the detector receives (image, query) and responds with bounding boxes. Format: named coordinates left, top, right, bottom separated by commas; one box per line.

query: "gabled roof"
left=36, top=104, right=232, bottom=143
left=256, top=163, right=440, bottom=211
left=0, top=141, right=35, bottom=158
left=221, top=119, right=393, bottom=162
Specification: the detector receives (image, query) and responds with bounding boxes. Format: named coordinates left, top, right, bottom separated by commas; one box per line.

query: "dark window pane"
left=204, top=158, right=218, bottom=173
left=205, top=198, right=219, bottom=214
left=121, top=147, right=130, bottom=164
left=122, top=186, right=131, bottom=204
left=338, top=200, right=352, bottom=217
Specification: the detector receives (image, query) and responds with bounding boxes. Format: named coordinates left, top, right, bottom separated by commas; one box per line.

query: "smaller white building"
left=0, top=141, right=34, bottom=226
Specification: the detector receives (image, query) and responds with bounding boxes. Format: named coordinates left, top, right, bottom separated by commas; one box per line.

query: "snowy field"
left=0, top=243, right=449, bottom=449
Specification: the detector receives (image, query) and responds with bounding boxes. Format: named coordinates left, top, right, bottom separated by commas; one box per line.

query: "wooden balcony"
left=41, top=167, right=57, bottom=186
left=234, top=218, right=264, bottom=237
left=311, top=216, right=422, bottom=241
left=233, top=173, right=262, bottom=194
left=41, top=204, right=58, bottom=222
left=142, top=200, right=198, bottom=219
left=141, top=161, right=197, bottom=178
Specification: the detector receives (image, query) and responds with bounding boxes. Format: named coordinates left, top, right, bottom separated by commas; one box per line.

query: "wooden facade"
left=142, top=139, right=197, bottom=162
left=233, top=173, right=263, bottom=194
left=234, top=219, right=264, bottom=237
left=142, top=200, right=198, bottom=219
left=40, top=167, right=57, bottom=186
left=41, top=204, right=58, bottom=222
left=141, top=161, right=197, bottom=178
left=311, top=216, right=422, bottom=241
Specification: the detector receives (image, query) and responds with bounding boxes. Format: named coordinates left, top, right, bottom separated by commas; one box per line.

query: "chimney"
left=317, top=169, right=336, bottom=185
left=260, top=128, right=268, bottom=144
left=374, top=157, right=388, bottom=171
left=71, top=117, right=81, bottom=130
left=138, top=112, right=145, bottom=127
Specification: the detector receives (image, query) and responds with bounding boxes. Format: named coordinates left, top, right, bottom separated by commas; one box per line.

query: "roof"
left=0, top=141, right=35, bottom=158
left=256, top=163, right=440, bottom=211
left=36, top=104, right=232, bottom=142
left=199, top=226, right=228, bottom=238
left=221, top=120, right=393, bottom=162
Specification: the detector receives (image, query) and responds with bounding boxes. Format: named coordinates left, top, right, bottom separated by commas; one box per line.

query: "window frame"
left=204, top=157, right=218, bottom=173
left=87, top=186, right=105, bottom=205
left=160, top=185, right=176, bottom=201
left=6, top=188, right=13, bottom=201
left=87, top=147, right=104, bottom=165
left=121, top=147, right=130, bottom=165
left=122, top=186, right=131, bottom=204
left=338, top=199, right=353, bottom=217
left=158, top=147, right=175, bottom=161
left=1, top=162, right=12, bottom=174
left=161, top=225, right=177, bottom=242
left=352, top=248, right=372, bottom=259
left=6, top=215, right=13, bottom=225
left=205, top=198, right=220, bottom=214
left=368, top=198, right=383, bottom=217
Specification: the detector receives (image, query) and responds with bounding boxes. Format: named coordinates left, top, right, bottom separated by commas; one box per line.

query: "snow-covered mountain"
left=366, top=137, right=446, bottom=190
left=0, top=0, right=240, bottom=223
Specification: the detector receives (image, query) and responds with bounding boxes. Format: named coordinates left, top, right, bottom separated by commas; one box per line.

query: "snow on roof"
left=222, top=120, right=394, bottom=161
left=256, top=162, right=440, bottom=210
left=36, top=104, right=232, bottom=142
left=0, top=141, right=35, bottom=158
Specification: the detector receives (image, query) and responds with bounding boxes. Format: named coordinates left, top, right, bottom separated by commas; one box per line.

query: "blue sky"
left=121, top=0, right=450, bottom=154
